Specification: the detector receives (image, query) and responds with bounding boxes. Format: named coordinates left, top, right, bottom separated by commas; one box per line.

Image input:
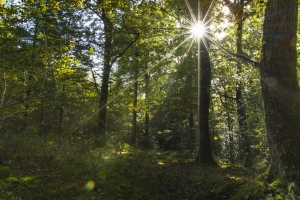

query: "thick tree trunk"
left=189, top=0, right=215, bottom=164
left=261, top=0, right=300, bottom=175
left=97, top=9, right=113, bottom=146
left=197, top=37, right=215, bottom=164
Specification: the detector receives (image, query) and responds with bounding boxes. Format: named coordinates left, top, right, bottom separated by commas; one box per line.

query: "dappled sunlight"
left=0, top=0, right=298, bottom=199
left=157, top=160, right=165, bottom=165
left=102, top=156, right=110, bottom=160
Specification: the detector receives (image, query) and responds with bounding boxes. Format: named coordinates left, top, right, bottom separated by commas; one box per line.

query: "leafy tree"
left=0, top=1, right=96, bottom=137
left=191, top=0, right=268, bottom=166
left=223, top=0, right=253, bottom=166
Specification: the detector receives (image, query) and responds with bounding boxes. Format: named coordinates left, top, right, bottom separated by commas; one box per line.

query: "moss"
left=256, top=164, right=272, bottom=181
left=269, top=174, right=288, bottom=190
left=230, top=181, right=265, bottom=200
left=193, top=166, right=247, bottom=200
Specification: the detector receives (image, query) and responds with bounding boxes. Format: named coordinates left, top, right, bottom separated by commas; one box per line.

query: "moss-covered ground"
left=0, top=135, right=299, bottom=199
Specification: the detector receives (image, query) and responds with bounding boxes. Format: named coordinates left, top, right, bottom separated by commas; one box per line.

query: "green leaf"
left=88, top=47, right=95, bottom=55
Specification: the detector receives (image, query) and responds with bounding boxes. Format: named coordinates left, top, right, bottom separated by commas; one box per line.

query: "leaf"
left=288, top=182, right=295, bottom=192
left=88, top=47, right=95, bottom=55
left=0, top=166, right=10, bottom=172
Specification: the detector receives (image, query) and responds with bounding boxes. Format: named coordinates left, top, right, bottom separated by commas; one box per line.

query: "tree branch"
left=90, top=67, right=101, bottom=95
left=111, top=32, right=140, bottom=64
left=211, top=37, right=260, bottom=67
left=0, top=49, right=28, bottom=56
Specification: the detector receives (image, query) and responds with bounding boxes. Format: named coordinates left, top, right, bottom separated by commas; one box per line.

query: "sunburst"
left=190, top=22, right=206, bottom=38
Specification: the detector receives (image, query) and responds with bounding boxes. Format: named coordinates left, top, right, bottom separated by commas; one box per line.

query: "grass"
left=0, top=134, right=299, bottom=199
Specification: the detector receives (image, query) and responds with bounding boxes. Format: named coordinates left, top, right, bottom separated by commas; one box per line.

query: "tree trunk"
left=144, top=72, right=150, bottom=137
left=226, top=113, right=234, bottom=163
left=188, top=112, right=195, bottom=153
left=22, top=17, right=39, bottom=134
left=235, top=0, right=251, bottom=167
left=97, top=9, right=113, bottom=146
left=197, top=0, right=215, bottom=164
left=189, top=0, right=215, bottom=164
left=58, top=85, right=65, bottom=134
left=260, top=0, right=300, bottom=175
left=39, top=100, right=45, bottom=136
left=197, top=36, right=214, bottom=163
left=131, top=78, right=138, bottom=146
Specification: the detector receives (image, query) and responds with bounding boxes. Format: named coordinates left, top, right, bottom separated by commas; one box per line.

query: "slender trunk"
left=58, top=85, right=65, bottom=134
left=227, top=113, right=234, bottom=163
left=145, top=112, right=149, bottom=136
left=144, top=72, right=149, bottom=137
left=188, top=112, right=195, bottom=152
left=39, top=100, right=45, bottom=136
left=22, top=17, right=39, bottom=134
left=261, top=0, right=300, bottom=175
left=235, top=0, right=251, bottom=166
left=0, top=71, right=6, bottom=108
left=97, top=9, right=113, bottom=146
left=59, top=106, right=64, bottom=133
left=131, top=78, right=138, bottom=146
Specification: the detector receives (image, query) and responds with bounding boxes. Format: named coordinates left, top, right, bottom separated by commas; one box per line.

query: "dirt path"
left=161, top=163, right=199, bottom=199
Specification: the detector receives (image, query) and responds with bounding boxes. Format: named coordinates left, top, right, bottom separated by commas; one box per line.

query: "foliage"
left=1, top=133, right=297, bottom=200
left=0, top=0, right=300, bottom=199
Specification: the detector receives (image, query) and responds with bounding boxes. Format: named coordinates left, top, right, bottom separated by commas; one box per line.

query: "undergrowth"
left=0, top=134, right=299, bottom=199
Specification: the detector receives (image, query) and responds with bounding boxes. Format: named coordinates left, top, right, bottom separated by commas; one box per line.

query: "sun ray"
left=74, top=0, right=229, bottom=134
left=191, top=22, right=205, bottom=37
left=173, top=10, right=195, bottom=25
left=202, top=0, right=217, bottom=24
left=185, top=0, right=197, bottom=24
left=201, top=36, right=211, bottom=53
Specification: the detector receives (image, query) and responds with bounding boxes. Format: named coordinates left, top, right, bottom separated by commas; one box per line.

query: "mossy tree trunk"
left=260, top=0, right=300, bottom=175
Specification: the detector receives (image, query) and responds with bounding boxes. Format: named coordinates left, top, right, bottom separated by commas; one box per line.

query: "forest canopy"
left=0, top=0, right=299, bottom=199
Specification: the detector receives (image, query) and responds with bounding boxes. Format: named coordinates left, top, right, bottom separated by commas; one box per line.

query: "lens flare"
left=85, top=180, right=95, bottom=191
left=190, top=22, right=205, bottom=38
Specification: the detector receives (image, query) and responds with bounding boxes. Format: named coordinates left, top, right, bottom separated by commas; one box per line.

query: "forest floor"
left=0, top=136, right=299, bottom=199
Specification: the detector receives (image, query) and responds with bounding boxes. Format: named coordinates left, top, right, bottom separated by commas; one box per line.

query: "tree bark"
left=234, top=0, right=251, bottom=167
left=97, top=8, right=113, bottom=146
left=260, top=0, right=300, bottom=175
left=22, top=17, right=39, bottom=134
left=58, top=85, right=65, bottom=134
left=144, top=72, right=150, bottom=137
left=190, top=0, right=215, bottom=164
left=131, top=77, right=138, bottom=146
left=197, top=37, right=215, bottom=164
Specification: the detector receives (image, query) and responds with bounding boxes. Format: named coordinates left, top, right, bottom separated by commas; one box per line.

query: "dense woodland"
left=0, top=0, right=300, bottom=199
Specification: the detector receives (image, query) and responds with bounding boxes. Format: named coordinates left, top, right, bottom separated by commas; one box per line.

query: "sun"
left=190, top=22, right=206, bottom=38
